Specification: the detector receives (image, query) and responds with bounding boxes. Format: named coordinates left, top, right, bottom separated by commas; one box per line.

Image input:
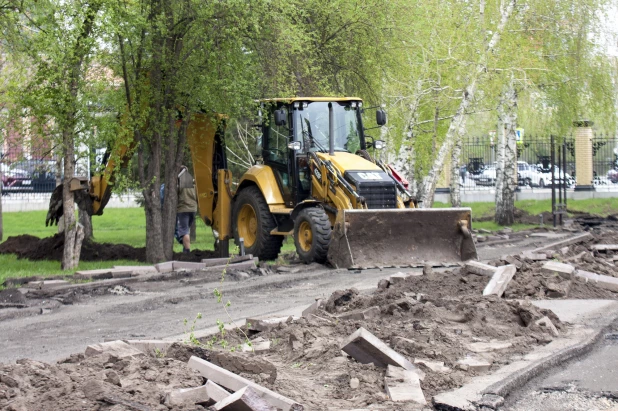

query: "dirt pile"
left=187, top=277, right=566, bottom=409
left=0, top=350, right=204, bottom=411
left=0, top=234, right=218, bottom=262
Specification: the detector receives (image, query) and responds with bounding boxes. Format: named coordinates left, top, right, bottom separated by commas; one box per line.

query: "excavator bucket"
left=327, top=208, right=477, bottom=269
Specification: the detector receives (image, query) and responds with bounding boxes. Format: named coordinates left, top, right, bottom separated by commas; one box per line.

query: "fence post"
left=573, top=120, right=595, bottom=191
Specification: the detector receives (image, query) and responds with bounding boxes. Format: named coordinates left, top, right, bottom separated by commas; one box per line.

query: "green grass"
left=434, top=197, right=618, bottom=231
left=0, top=207, right=295, bottom=284
left=2, top=197, right=617, bottom=282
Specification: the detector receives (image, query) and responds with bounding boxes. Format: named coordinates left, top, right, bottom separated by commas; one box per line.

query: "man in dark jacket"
left=177, top=166, right=197, bottom=253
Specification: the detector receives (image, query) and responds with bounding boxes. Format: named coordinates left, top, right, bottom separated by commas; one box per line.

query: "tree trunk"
left=0, top=181, right=3, bottom=242
left=450, top=133, right=463, bottom=207
left=496, top=80, right=518, bottom=225
left=393, top=85, right=422, bottom=199
left=62, top=129, right=79, bottom=270
left=190, top=218, right=196, bottom=242
left=418, top=0, right=516, bottom=206
left=419, top=82, right=475, bottom=208
left=79, top=207, right=93, bottom=240
left=495, top=97, right=506, bottom=220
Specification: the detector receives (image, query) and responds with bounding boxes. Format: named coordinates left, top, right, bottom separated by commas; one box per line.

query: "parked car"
left=533, top=164, right=574, bottom=188
left=475, top=164, right=497, bottom=186
left=1, top=168, right=33, bottom=192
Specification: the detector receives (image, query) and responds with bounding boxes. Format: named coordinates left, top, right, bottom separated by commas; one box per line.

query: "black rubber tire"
left=294, top=207, right=332, bottom=264
left=539, top=178, right=545, bottom=188
left=232, top=186, right=283, bottom=261
left=525, top=178, right=532, bottom=187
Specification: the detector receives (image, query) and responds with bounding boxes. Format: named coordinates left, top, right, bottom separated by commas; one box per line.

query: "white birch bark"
left=496, top=78, right=518, bottom=225
left=450, top=133, right=463, bottom=207
left=495, top=95, right=507, bottom=213
left=393, top=81, right=423, bottom=198
left=418, top=0, right=516, bottom=207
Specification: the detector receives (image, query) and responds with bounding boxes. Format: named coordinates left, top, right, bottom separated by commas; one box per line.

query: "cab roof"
left=259, top=97, right=362, bottom=103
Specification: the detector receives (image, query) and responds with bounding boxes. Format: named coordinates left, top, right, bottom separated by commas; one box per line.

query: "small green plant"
left=183, top=312, right=204, bottom=347
left=153, top=347, right=164, bottom=358
left=184, top=248, right=253, bottom=351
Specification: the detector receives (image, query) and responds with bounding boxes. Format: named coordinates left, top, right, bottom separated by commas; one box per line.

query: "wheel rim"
left=298, top=221, right=313, bottom=252
left=237, top=204, right=258, bottom=247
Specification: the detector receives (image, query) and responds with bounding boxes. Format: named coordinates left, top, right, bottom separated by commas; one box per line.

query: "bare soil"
left=0, top=349, right=206, bottom=411
left=0, top=234, right=218, bottom=263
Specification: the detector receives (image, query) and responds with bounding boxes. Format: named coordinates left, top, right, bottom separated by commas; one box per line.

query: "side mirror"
left=274, top=110, right=287, bottom=126
left=376, top=109, right=387, bottom=126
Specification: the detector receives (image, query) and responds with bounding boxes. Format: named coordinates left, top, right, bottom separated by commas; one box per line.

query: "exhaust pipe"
left=328, top=102, right=334, bottom=156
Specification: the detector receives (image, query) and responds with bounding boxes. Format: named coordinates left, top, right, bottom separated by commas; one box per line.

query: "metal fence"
left=460, top=136, right=576, bottom=191
left=591, top=136, right=618, bottom=186
left=1, top=147, right=59, bottom=198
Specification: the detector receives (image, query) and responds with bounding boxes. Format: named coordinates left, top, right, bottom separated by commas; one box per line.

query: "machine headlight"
left=374, top=140, right=386, bottom=150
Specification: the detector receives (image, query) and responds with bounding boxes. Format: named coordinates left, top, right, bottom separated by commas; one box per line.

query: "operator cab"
left=261, top=98, right=381, bottom=207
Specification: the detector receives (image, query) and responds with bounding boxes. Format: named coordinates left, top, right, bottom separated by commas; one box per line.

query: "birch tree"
left=418, top=0, right=516, bottom=207
left=4, top=0, right=106, bottom=269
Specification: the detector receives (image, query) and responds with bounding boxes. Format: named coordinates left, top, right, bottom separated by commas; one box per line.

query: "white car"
left=475, top=164, right=497, bottom=186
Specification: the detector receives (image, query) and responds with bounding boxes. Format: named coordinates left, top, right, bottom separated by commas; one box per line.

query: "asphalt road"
left=0, top=232, right=550, bottom=364
left=505, top=323, right=618, bottom=410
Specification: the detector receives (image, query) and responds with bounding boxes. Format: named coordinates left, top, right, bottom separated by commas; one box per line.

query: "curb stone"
left=433, top=316, right=618, bottom=411
left=482, top=319, right=615, bottom=399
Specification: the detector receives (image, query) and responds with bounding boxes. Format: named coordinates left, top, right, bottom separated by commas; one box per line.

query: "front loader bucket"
left=327, top=208, right=478, bottom=269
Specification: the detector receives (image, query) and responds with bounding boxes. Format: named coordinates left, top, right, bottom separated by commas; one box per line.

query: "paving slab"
left=301, top=299, right=324, bottom=318
left=154, top=261, right=175, bottom=273
left=467, top=341, right=513, bottom=353
left=212, top=386, right=274, bottom=410
left=482, top=265, right=516, bottom=297
left=126, top=340, right=173, bottom=355
left=74, top=269, right=115, bottom=280
left=541, top=261, right=575, bottom=279
left=27, top=280, right=70, bottom=288
left=384, top=365, right=426, bottom=404
left=414, top=359, right=450, bottom=373
left=465, top=261, right=496, bottom=277
left=165, top=385, right=211, bottom=407
left=187, top=356, right=303, bottom=411
left=340, top=327, right=416, bottom=370
left=532, top=232, right=593, bottom=253
left=590, top=244, right=618, bottom=252
left=113, top=265, right=158, bottom=274
left=205, top=380, right=231, bottom=403
left=85, top=340, right=145, bottom=359
left=174, top=261, right=207, bottom=271
left=457, top=357, right=492, bottom=372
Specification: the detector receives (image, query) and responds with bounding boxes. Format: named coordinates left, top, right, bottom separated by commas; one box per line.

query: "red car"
left=1, top=168, right=33, bottom=192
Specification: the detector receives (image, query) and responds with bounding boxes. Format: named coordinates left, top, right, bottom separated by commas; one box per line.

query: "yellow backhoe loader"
left=46, top=97, right=477, bottom=268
